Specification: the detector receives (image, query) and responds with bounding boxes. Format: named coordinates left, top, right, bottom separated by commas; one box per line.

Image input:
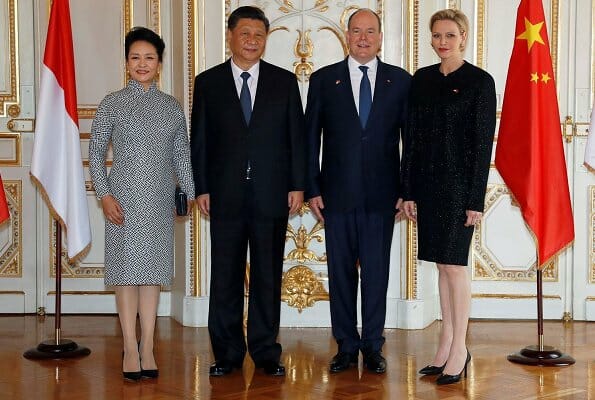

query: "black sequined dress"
left=401, top=62, right=496, bottom=266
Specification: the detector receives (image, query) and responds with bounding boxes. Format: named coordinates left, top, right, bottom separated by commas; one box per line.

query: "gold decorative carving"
left=7, top=104, right=20, bottom=117
left=50, top=181, right=103, bottom=278
left=285, top=221, right=327, bottom=263
left=406, top=219, right=417, bottom=299
left=551, top=0, right=559, bottom=80
left=590, top=186, right=595, bottom=283
left=448, top=0, right=459, bottom=9
left=188, top=0, right=201, bottom=297
left=405, top=0, right=419, bottom=73
left=281, top=265, right=329, bottom=312
left=476, top=0, right=485, bottom=69
left=562, top=311, right=572, bottom=322
left=0, top=0, right=18, bottom=117
left=473, top=185, right=558, bottom=281
left=0, top=181, right=22, bottom=278
left=0, top=133, right=21, bottom=165
left=472, top=293, right=560, bottom=300
left=293, top=29, right=314, bottom=81
left=149, top=0, right=160, bottom=33
left=124, top=0, right=132, bottom=34
left=225, top=1, right=382, bottom=74
left=77, top=108, right=96, bottom=119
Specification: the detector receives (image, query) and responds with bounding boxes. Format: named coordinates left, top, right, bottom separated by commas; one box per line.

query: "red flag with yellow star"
left=495, top=0, right=574, bottom=268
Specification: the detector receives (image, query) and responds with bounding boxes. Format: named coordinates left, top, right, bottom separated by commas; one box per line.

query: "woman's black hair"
left=125, top=26, right=165, bottom=61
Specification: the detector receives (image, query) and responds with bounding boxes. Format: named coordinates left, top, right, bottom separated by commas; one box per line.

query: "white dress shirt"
left=348, top=56, right=378, bottom=115
left=230, top=58, right=259, bottom=109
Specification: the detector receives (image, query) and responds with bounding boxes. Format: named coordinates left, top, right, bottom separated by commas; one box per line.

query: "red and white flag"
left=30, top=0, right=90, bottom=259
left=0, top=173, right=9, bottom=224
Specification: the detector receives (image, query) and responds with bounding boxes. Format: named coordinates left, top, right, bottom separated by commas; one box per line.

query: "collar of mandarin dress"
left=127, top=79, right=157, bottom=93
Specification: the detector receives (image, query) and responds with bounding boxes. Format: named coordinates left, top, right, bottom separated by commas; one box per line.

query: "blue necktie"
left=359, top=65, right=372, bottom=128
left=240, top=71, right=252, bottom=124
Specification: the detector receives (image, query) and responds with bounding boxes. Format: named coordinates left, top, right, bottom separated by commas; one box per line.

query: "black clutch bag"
left=175, top=187, right=188, bottom=216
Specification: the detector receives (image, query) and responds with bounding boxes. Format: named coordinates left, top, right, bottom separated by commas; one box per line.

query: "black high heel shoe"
left=122, top=351, right=142, bottom=381
left=138, top=342, right=159, bottom=379
left=436, top=350, right=471, bottom=385
left=418, top=363, right=446, bottom=375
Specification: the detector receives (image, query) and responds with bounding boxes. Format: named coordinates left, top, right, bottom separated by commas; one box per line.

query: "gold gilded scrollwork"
left=0, top=181, right=21, bottom=277
left=473, top=185, right=558, bottom=281
left=293, top=29, right=314, bottom=81
left=7, top=104, right=20, bottom=117
left=285, top=221, right=327, bottom=263
left=281, top=265, right=328, bottom=312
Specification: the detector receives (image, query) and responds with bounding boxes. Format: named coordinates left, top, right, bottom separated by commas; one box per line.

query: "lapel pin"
left=386, top=79, right=391, bottom=83
left=335, top=80, right=341, bottom=85
left=453, top=88, right=459, bottom=93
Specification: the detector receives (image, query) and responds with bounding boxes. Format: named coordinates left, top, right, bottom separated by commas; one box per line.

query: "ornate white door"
left=0, top=0, right=37, bottom=313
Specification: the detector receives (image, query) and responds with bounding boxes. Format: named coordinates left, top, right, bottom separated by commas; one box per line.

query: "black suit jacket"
left=305, top=58, right=411, bottom=215
left=191, top=59, right=305, bottom=218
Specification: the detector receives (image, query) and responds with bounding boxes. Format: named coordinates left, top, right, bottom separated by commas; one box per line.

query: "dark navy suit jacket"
left=191, top=59, right=305, bottom=218
left=305, top=58, right=411, bottom=215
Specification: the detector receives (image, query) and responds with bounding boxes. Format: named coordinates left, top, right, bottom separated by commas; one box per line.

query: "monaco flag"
left=30, top=0, right=90, bottom=260
left=0, top=173, right=9, bottom=224
left=495, top=0, right=574, bottom=268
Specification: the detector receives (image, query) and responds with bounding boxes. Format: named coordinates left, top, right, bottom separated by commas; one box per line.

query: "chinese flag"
left=495, top=0, right=574, bottom=268
left=0, top=174, right=9, bottom=224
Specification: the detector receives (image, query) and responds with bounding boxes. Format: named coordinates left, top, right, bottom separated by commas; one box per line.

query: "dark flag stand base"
left=23, top=222, right=91, bottom=360
left=507, top=269, right=574, bottom=367
left=24, top=338, right=90, bottom=359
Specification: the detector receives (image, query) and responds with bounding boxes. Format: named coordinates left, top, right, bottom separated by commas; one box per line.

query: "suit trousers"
left=208, top=183, right=287, bottom=365
left=324, top=206, right=394, bottom=355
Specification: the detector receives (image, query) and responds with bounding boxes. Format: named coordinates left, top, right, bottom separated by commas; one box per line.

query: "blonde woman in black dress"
left=402, top=9, right=496, bottom=385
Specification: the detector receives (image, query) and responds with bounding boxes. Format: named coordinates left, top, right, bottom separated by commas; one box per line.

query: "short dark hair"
left=347, top=8, right=382, bottom=32
left=228, top=6, right=270, bottom=33
left=125, top=26, right=165, bottom=61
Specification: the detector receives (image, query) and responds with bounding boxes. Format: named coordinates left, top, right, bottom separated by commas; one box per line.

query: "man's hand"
left=196, top=194, right=210, bottom=217
left=288, top=191, right=304, bottom=215
left=308, top=196, right=325, bottom=222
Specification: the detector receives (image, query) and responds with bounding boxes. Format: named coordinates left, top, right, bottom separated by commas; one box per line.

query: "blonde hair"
left=429, top=9, right=469, bottom=51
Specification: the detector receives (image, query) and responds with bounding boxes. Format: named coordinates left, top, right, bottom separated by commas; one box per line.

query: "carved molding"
left=472, top=185, right=558, bottom=281
left=590, top=186, right=595, bottom=283
left=0, top=180, right=21, bottom=278
left=285, top=221, right=327, bottom=263
left=0, top=0, right=19, bottom=116
left=281, top=265, right=328, bottom=312
left=49, top=181, right=104, bottom=278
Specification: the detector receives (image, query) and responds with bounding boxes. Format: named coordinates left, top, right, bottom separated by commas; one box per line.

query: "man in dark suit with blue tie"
left=305, top=8, right=411, bottom=374
left=190, top=6, right=305, bottom=377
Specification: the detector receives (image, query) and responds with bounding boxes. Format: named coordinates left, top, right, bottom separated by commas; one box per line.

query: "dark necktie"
left=240, top=71, right=252, bottom=124
left=359, top=65, right=372, bottom=128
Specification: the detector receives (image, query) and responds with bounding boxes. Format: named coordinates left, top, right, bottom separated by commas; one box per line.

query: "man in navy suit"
left=305, top=8, right=411, bottom=374
left=191, top=6, right=305, bottom=377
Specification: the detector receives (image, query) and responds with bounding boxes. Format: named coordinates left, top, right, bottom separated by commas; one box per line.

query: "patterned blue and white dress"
left=89, top=80, right=195, bottom=285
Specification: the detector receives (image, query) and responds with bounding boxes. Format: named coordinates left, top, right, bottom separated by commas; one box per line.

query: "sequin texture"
left=401, top=62, right=496, bottom=265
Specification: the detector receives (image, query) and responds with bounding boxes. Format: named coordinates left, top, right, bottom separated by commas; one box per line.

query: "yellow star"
left=530, top=72, right=539, bottom=83
left=516, top=18, right=545, bottom=52
left=541, top=72, right=551, bottom=84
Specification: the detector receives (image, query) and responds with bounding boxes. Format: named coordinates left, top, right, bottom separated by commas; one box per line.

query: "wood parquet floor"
left=0, top=315, right=593, bottom=399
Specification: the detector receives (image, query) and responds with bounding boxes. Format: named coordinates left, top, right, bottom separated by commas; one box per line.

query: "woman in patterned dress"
left=89, top=27, right=194, bottom=381
left=401, top=9, right=496, bottom=385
